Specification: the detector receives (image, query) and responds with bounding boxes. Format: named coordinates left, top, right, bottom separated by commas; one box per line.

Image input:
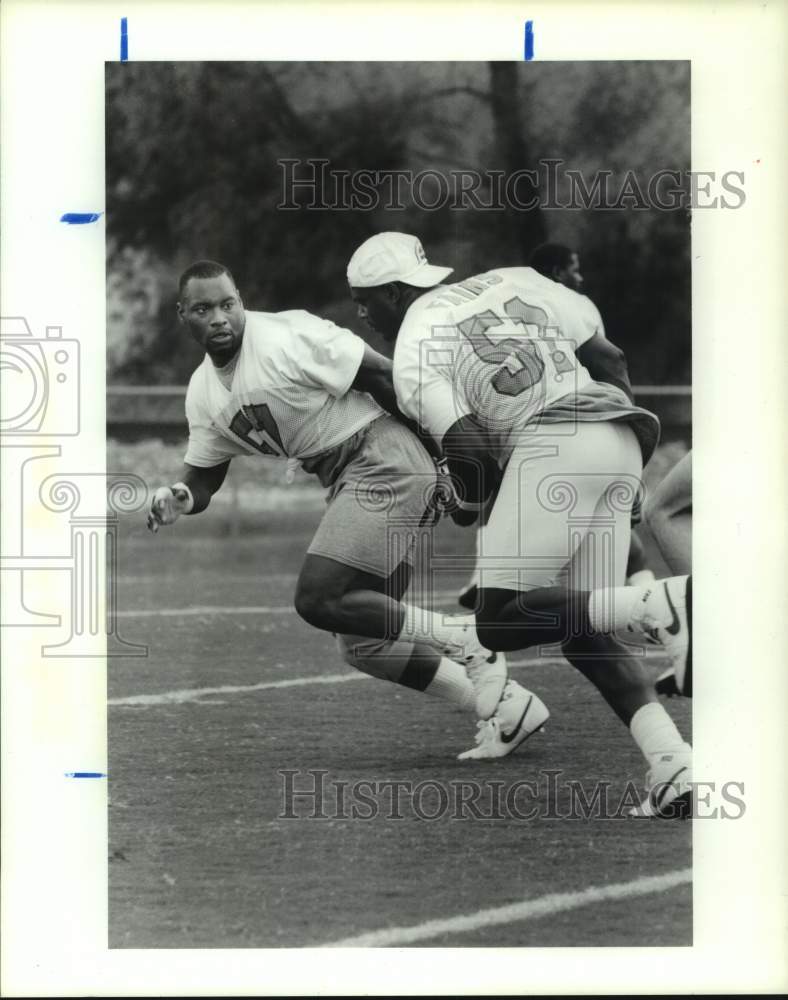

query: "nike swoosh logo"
left=500, top=695, right=533, bottom=744
left=663, top=582, right=681, bottom=636
left=655, top=766, right=689, bottom=809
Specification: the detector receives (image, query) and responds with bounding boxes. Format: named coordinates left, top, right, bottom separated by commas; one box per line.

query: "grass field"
left=108, top=487, right=692, bottom=949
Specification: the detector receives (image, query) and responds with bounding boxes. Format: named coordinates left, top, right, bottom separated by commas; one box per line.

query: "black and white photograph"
left=2, top=1, right=787, bottom=995
left=106, top=58, right=697, bottom=948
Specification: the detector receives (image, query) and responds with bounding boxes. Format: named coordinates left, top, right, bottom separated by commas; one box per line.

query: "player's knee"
left=475, top=591, right=542, bottom=652
left=641, top=495, right=662, bottom=532
left=294, top=584, right=332, bottom=631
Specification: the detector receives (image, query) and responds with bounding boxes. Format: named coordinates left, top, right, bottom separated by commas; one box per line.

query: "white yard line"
left=324, top=868, right=693, bottom=947
left=108, top=671, right=368, bottom=706
left=108, top=658, right=551, bottom=707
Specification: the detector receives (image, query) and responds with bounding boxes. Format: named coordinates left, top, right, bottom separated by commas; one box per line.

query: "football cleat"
left=630, top=575, right=692, bottom=696
left=629, top=750, right=693, bottom=819
left=457, top=680, right=549, bottom=760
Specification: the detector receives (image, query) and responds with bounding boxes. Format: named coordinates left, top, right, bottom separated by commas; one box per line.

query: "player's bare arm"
left=576, top=333, right=634, bottom=401
left=351, top=343, right=441, bottom=458
left=147, top=460, right=230, bottom=532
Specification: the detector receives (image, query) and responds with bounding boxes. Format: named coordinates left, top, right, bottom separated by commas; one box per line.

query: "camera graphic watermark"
left=1, top=315, right=148, bottom=656
left=0, top=317, right=80, bottom=436
left=279, top=769, right=746, bottom=822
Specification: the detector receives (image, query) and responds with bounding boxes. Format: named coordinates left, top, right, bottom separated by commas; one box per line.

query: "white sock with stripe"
left=587, top=585, right=648, bottom=635
left=630, top=702, right=691, bottom=764
left=423, top=657, right=476, bottom=713
left=400, top=604, right=480, bottom=659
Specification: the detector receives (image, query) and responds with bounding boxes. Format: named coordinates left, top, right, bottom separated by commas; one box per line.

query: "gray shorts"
left=306, top=416, right=437, bottom=578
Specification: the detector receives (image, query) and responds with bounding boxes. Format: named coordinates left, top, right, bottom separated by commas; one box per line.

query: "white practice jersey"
left=393, top=267, right=599, bottom=463
left=577, top=293, right=606, bottom=339
left=184, top=309, right=383, bottom=467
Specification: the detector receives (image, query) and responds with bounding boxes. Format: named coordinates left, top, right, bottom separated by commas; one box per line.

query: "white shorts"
left=478, top=421, right=643, bottom=592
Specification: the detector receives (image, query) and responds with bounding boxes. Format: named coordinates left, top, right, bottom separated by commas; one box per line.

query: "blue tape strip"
left=65, top=772, right=107, bottom=778
left=524, top=20, right=535, bottom=61
left=60, top=213, right=102, bottom=224
left=120, top=17, right=128, bottom=62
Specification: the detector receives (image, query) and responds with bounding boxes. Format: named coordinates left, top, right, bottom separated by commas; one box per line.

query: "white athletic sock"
left=400, top=604, right=479, bottom=659
left=630, top=702, right=692, bottom=764
left=423, top=657, right=476, bottom=713
left=587, top=585, right=647, bottom=634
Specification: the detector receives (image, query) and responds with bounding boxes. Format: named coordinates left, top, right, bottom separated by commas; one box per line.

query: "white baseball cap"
left=347, top=232, right=453, bottom=289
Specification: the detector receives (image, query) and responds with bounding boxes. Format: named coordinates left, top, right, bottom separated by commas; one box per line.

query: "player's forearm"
left=577, top=336, right=634, bottom=401
left=180, top=461, right=230, bottom=514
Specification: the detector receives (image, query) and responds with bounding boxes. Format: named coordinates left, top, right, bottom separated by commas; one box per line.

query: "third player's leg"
left=643, top=450, right=692, bottom=575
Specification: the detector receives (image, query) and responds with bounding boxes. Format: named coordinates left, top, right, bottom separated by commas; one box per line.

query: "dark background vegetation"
left=106, top=61, right=690, bottom=386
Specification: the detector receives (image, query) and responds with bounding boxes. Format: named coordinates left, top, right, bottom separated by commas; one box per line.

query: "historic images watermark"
left=278, top=158, right=746, bottom=212
left=279, top=769, right=746, bottom=822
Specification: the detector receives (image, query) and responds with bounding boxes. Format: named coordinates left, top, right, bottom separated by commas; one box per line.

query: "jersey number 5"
left=457, top=297, right=575, bottom=397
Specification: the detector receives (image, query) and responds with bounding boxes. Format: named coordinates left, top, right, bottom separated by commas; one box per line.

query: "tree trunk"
left=488, top=62, right=546, bottom=260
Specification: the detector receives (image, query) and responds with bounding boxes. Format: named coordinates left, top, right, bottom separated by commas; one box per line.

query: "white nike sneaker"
left=457, top=681, right=549, bottom=760
left=629, top=750, right=693, bottom=819
left=629, top=575, right=692, bottom=696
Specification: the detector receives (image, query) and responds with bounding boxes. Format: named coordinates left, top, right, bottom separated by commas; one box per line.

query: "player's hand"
left=432, top=459, right=480, bottom=526
left=147, top=485, right=192, bottom=533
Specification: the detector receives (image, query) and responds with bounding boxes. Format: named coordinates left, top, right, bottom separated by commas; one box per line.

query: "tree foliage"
left=106, top=61, right=690, bottom=385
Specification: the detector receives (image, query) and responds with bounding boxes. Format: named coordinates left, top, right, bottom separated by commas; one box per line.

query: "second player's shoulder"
left=560, top=288, right=605, bottom=341
left=577, top=293, right=605, bottom=332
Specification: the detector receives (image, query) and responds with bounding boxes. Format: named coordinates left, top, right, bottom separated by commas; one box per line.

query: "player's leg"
left=457, top=477, right=501, bottom=610
left=554, top=427, right=691, bottom=782
left=461, top=422, right=627, bottom=760
left=457, top=526, right=482, bottom=610
left=294, top=416, right=509, bottom=718
left=469, top=428, right=689, bottom=682
left=641, top=450, right=693, bottom=697
left=643, top=450, right=692, bottom=575
left=470, top=423, right=656, bottom=653
left=296, top=548, right=509, bottom=719
left=334, top=629, right=476, bottom=715
left=626, top=528, right=655, bottom=586
left=465, top=423, right=692, bottom=803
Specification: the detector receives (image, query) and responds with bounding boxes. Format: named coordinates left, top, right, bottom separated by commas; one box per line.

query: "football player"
left=347, top=233, right=692, bottom=817
left=528, top=243, right=656, bottom=589
left=146, top=260, right=549, bottom=742
left=458, top=241, right=654, bottom=608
